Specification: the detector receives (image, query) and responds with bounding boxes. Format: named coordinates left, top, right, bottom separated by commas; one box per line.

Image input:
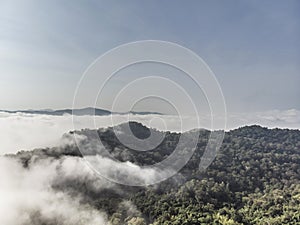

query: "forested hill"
left=7, top=123, right=300, bottom=225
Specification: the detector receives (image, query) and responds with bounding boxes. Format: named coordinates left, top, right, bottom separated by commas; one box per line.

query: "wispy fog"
left=0, top=156, right=108, bottom=225
left=0, top=135, right=158, bottom=225
left=0, top=109, right=299, bottom=155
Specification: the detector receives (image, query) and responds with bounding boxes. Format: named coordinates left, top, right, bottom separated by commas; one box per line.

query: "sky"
left=0, top=0, right=299, bottom=113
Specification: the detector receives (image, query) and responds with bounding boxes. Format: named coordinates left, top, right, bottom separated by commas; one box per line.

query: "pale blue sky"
left=0, top=0, right=299, bottom=112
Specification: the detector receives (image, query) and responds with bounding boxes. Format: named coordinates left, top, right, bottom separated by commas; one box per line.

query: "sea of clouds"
left=0, top=109, right=299, bottom=155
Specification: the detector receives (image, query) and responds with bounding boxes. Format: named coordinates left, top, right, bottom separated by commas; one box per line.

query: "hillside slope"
left=5, top=123, right=300, bottom=225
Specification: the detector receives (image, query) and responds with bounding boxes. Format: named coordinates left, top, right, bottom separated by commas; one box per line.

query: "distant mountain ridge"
left=0, top=107, right=163, bottom=116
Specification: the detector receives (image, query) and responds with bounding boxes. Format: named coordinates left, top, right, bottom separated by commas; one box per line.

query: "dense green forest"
left=9, top=123, right=300, bottom=225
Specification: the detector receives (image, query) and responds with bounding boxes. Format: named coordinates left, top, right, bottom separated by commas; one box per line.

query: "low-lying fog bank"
left=0, top=109, right=299, bottom=155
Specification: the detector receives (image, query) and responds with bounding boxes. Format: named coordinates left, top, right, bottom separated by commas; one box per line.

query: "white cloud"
left=0, top=144, right=158, bottom=224
left=0, top=109, right=299, bottom=155
left=0, top=156, right=108, bottom=225
left=228, top=109, right=300, bottom=130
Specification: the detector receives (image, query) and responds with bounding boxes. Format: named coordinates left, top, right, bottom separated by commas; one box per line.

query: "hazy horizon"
left=1, top=0, right=299, bottom=114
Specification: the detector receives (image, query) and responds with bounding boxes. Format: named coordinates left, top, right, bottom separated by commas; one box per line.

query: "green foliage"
left=11, top=124, right=300, bottom=224
left=128, top=125, right=300, bottom=224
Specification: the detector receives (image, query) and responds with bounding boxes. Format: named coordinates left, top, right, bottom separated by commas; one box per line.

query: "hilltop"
left=5, top=122, right=300, bottom=225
